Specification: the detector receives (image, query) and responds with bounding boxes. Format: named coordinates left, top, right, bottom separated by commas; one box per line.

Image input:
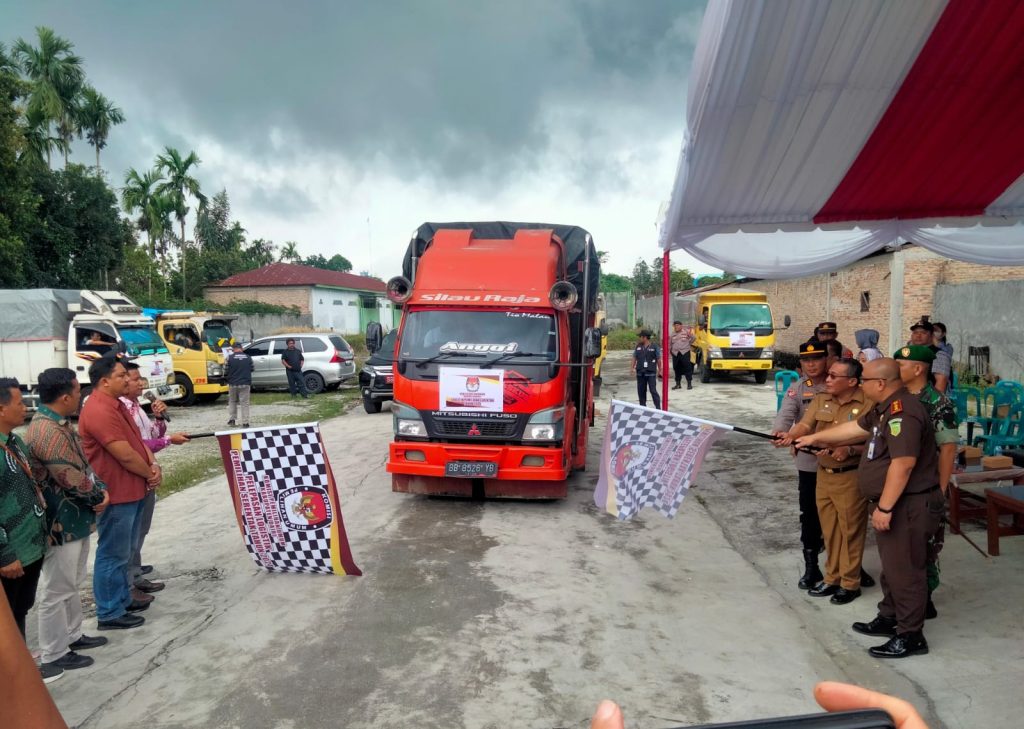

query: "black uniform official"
left=631, top=330, right=661, bottom=409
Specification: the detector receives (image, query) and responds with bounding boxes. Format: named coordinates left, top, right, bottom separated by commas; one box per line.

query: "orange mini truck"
left=385, top=222, right=602, bottom=499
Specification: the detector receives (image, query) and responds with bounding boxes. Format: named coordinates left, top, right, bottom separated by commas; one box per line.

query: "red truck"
left=385, top=222, right=602, bottom=499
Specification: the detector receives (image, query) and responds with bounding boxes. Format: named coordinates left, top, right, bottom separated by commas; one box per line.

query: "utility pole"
left=367, top=216, right=373, bottom=277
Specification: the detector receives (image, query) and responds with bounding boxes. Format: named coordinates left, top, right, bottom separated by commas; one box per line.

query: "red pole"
left=662, top=250, right=670, bottom=410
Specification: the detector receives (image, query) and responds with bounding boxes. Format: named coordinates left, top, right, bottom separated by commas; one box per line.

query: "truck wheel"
left=699, top=356, right=712, bottom=384
left=303, top=372, right=325, bottom=394
left=363, top=396, right=383, bottom=414
left=754, top=370, right=768, bottom=384
left=173, top=375, right=195, bottom=406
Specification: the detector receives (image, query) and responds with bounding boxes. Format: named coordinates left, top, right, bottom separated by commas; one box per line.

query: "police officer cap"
left=798, top=341, right=827, bottom=358
left=638, top=329, right=653, bottom=339
left=817, top=321, right=838, bottom=332
left=909, top=318, right=934, bottom=332
left=894, top=344, right=935, bottom=363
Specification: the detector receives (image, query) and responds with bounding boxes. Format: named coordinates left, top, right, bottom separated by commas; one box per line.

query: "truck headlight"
left=397, top=420, right=426, bottom=437
left=207, top=361, right=223, bottom=377
left=760, top=347, right=774, bottom=359
left=393, top=401, right=426, bottom=438
left=523, top=407, right=565, bottom=441
left=362, top=365, right=377, bottom=377
left=707, top=346, right=723, bottom=358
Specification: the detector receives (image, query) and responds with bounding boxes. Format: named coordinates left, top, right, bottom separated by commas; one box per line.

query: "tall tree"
left=156, top=146, right=205, bottom=299
left=14, top=27, right=84, bottom=168
left=122, top=167, right=165, bottom=296
left=77, top=86, right=124, bottom=174
left=279, top=241, right=300, bottom=262
left=22, top=106, right=67, bottom=167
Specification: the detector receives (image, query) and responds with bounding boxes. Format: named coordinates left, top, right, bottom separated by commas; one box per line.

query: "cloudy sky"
left=5, top=0, right=711, bottom=278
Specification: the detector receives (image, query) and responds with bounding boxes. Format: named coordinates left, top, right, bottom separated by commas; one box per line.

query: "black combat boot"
left=798, top=548, right=823, bottom=590
left=926, top=590, right=937, bottom=619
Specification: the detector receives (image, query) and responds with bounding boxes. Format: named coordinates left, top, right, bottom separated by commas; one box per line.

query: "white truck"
left=0, top=289, right=184, bottom=409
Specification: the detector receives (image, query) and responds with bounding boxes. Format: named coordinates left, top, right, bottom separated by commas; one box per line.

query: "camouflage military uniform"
left=917, top=384, right=959, bottom=591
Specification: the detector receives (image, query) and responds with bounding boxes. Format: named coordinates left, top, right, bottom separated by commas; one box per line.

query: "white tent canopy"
left=658, top=0, right=1024, bottom=277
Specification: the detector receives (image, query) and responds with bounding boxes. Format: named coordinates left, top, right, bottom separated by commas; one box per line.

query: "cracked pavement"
left=38, top=352, right=1023, bottom=728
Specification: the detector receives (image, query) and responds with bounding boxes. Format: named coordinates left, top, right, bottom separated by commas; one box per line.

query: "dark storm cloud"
left=5, top=1, right=704, bottom=187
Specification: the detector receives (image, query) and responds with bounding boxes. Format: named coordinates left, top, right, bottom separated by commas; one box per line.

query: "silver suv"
left=243, top=334, right=356, bottom=393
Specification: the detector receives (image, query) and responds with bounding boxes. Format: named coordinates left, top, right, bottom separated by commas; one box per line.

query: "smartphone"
left=675, top=709, right=894, bottom=728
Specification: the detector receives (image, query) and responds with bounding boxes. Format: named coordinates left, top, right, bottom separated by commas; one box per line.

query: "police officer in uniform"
left=771, top=342, right=828, bottom=589
left=908, top=318, right=952, bottom=392
left=895, top=344, right=959, bottom=620
left=631, top=330, right=661, bottom=409
left=796, top=358, right=942, bottom=658
left=779, top=357, right=871, bottom=604
left=806, top=322, right=850, bottom=359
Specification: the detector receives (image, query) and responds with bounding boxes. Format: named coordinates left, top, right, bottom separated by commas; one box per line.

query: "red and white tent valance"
left=659, top=0, right=1024, bottom=277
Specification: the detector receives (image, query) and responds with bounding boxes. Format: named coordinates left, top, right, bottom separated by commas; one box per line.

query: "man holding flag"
left=795, top=358, right=941, bottom=659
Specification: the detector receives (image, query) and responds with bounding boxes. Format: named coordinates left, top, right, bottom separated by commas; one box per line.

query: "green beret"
left=894, top=344, right=935, bottom=363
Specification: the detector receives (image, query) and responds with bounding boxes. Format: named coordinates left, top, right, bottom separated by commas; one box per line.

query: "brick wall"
left=714, top=245, right=1024, bottom=358
left=719, top=254, right=893, bottom=353
left=203, top=286, right=312, bottom=314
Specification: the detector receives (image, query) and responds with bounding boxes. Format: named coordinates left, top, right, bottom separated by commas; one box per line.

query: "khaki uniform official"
left=856, top=389, right=941, bottom=637
left=799, top=389, right=869, bottom=591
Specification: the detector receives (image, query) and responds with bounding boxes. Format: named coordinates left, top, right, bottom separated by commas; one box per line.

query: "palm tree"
left=14, top=27, right=84, bottom=168
left=78, top=86, right=125, bottom=174
left=122, top=167, right=165, bottom=296
left=279, top=241, right=300, bottom=262
left=22, top=106, right=68, bottom=167
left=0, top=42, right=18, bottom=74
left=156, top=147, right=206, bottom=300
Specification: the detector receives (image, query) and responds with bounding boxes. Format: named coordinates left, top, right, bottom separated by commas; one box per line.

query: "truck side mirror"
left=366, top=321, right=383, bottom=354
left=698, top=314, right=708, bottom=328
left=584, top=327, right=603, bottom=359
left=599, top=322, right=609, bottom=337
left=783, top=314, right=792, bottom=328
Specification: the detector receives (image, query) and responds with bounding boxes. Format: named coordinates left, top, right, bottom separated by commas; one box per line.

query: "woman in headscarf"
left=855, top=329, right=883, bottom=363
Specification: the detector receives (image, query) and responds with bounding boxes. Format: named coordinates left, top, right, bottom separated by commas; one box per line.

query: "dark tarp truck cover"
left=403, top=222, right=600, bottom=309
left=0, top=289, right=81, bottom=340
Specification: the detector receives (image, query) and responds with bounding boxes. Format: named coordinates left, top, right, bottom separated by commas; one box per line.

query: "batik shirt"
left=0, top=432, right=47, bottom=566
left=26, top=406, right=106, bottom=545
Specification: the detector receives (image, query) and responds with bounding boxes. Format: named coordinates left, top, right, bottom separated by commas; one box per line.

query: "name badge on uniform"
left=866, top=425, right=878, bottom=460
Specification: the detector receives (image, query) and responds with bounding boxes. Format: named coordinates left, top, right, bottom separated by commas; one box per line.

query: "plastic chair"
left=952, top=386, right=983, bottom=439
left=995, top=380, right=1024, bottom=407
left=974, top=403, right=1024, bottom=456
left=774, top=369, right=800, bottom=411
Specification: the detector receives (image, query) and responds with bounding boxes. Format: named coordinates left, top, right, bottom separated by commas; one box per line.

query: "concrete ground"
left=40, top=352, right=1022, bottom=728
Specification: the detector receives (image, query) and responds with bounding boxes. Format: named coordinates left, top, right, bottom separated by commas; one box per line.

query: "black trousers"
left=798, top=469, right=824, bottom=552
left=636, top=374, right=661, bottom=409
left=1, top=557, right=44, bottom=638
left=672, top=351, right=694, bottom=386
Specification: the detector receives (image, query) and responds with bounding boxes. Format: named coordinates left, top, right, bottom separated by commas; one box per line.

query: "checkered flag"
left=217, top=423, right=361, bottom=576
left=595, top=400, right=724, bottom=520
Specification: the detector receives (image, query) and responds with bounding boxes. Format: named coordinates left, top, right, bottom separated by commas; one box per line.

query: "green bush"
left=607, top=328, right=641, bottom=351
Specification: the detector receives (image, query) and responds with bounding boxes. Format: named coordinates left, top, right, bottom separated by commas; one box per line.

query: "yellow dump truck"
left=678, top=288, right=786, bottom=384
left=149, top=311, right=238, bottom=405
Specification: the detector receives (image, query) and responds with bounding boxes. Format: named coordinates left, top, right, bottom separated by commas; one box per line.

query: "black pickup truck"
left=359, top=328, right=396, bottom=413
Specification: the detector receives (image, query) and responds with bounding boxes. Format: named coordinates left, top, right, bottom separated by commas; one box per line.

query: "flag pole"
left=661, top=250, right=670, bottom=411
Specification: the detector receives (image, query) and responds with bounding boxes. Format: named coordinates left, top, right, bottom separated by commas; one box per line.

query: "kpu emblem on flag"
left=595, top=400, right=724, bottom=520
left=217, top=422, right=361, bottom=576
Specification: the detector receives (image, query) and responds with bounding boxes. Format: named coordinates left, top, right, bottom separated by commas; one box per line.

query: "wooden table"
left=985, top=485, right=1024, bottom=556
left=949, top=467, right=1024, bottom=555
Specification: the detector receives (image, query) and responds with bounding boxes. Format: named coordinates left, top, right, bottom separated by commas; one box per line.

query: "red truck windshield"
left=399, top=310, right=557, bottom=380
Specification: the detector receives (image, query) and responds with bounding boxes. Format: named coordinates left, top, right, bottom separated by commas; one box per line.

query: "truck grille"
left=721, top=348, right=763, bottom=358
left=434, top=418, right=518, bottom=438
